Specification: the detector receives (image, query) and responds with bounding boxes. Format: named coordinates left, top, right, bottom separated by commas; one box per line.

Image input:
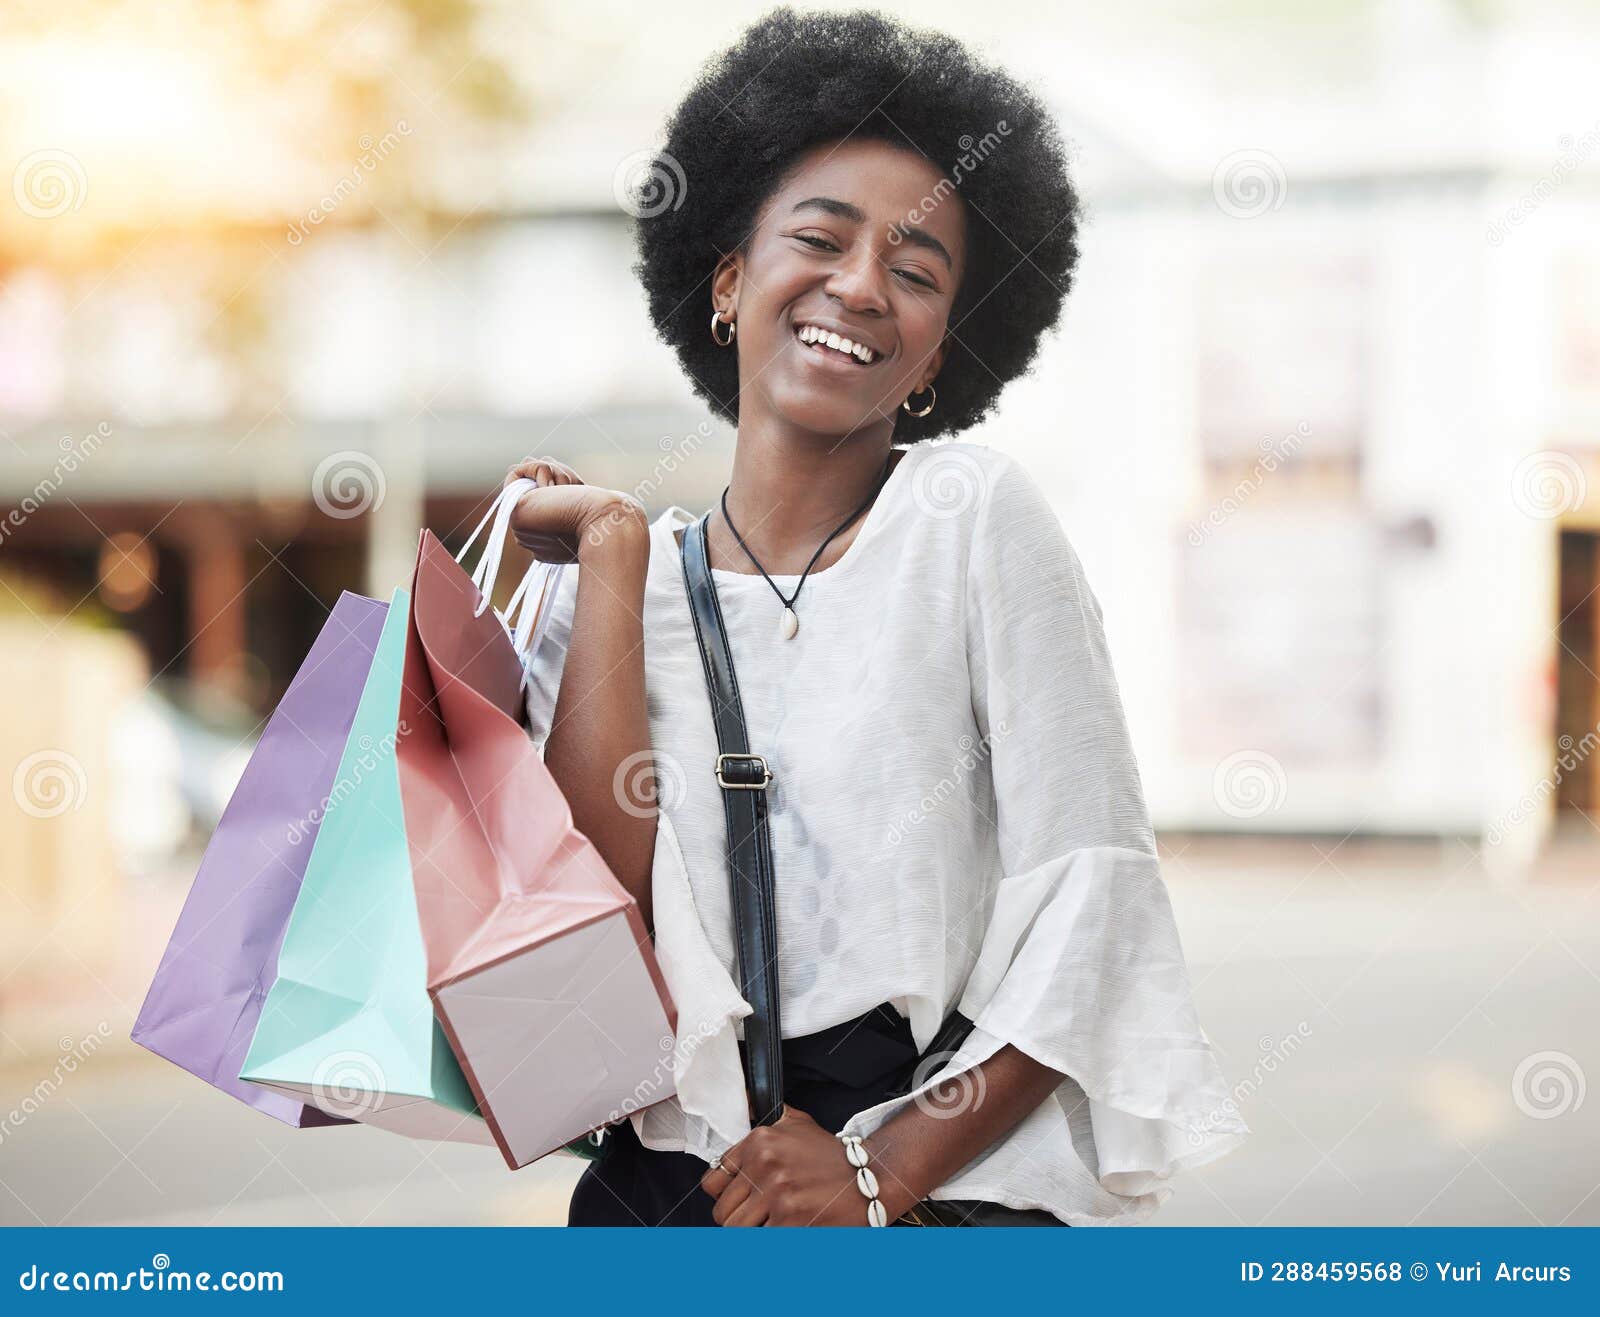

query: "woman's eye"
left=794, top=233, right=936, bottom=290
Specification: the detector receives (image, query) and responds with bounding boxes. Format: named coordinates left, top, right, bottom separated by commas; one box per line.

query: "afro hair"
left=628, top=6, right=1083, bottom=442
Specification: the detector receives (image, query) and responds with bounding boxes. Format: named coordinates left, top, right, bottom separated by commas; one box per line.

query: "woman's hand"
left=699, top=1045, right=1070, bottom=1227
left=699, top=1106, right=900, bottom=1226
left=502, top=455, right=646, bottom=563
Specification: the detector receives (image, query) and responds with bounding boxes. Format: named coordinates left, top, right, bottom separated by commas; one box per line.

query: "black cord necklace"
left=718, top=449, right=898, bottom=641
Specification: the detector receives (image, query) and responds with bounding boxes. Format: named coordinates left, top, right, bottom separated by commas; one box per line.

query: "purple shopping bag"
left=131, top=591, right=388, bottom=1126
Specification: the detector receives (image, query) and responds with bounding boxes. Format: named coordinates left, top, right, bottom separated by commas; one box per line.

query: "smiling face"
left=711, top=136, right=968, bottom=441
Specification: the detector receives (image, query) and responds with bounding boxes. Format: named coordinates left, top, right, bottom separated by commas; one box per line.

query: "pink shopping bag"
left=395, top=511, right=676, bottom=1169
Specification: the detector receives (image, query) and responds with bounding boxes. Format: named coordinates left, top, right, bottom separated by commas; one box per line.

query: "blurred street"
left=3, top=837, right=1595, bottom=1228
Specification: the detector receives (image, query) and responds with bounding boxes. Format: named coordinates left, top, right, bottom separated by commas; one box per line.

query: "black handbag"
left=678, top=512, right=1065, bottom=1227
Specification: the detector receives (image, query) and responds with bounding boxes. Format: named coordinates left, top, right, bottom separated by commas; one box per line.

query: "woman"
left=505, top=8, right=1247, bottom=1226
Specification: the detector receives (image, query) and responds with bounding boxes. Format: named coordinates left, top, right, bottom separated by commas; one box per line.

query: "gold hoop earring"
left=710, top=310, right=736, bottom=347
left=901, top=384, right=936, bottom=417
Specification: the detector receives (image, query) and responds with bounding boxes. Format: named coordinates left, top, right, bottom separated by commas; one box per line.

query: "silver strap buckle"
left=715, top=752, right=773, bottom=790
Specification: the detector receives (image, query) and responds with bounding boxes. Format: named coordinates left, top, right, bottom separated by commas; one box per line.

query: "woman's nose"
left=824, top=244, right=891, bottom=315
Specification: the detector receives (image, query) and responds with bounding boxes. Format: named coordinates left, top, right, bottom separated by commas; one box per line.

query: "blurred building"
left=1, top=0, right=1597, bottom=895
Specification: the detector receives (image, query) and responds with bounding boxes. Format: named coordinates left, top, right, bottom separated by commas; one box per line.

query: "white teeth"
left=795, top=323, right=876, bottom=363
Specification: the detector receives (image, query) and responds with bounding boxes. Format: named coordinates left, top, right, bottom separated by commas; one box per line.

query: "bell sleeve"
left=837, top=451, right=1247, bottom=1217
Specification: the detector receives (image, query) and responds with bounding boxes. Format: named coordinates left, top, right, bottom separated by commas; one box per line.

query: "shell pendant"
left=778, top=606, right=799, bottom=640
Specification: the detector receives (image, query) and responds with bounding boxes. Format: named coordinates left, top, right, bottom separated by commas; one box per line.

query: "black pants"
left=566, top=1004, right=1065, bottom=1226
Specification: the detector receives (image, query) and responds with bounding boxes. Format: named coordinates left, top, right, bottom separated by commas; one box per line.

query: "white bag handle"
left=456, top=477, right=532, bottom=603
left=504, top=551, right=566, bottom=658
left=453, top=476, right=569, bottom=661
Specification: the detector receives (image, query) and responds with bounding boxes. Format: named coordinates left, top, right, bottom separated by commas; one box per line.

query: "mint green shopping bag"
left=240, top=586, right=492, bottom=1148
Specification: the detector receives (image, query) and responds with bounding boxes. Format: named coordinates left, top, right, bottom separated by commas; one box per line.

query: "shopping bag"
left=239, top=585, right=493, bottom=1147
left=395, top=486, right=676, bottom=1169
left=131, top=591, right=387, bottom=1127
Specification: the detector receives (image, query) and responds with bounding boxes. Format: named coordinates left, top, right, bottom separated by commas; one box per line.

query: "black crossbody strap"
left=679, top=513, right=785, bottom=1125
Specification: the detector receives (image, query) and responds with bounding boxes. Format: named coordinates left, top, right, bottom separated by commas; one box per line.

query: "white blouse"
left=520, top=439, right=1248, bottom=1225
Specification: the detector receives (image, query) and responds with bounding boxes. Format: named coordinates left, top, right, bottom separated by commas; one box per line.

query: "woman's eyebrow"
left=790, top=196, right=953, bottom=270
left=791, top=195, right=866, bottom=224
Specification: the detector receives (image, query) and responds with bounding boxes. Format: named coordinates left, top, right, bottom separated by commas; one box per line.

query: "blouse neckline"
left=655, top=443, right=920, bottom=587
